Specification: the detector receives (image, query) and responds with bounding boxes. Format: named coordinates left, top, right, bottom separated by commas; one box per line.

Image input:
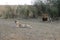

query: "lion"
left=15, top=20, right=32, bottom=28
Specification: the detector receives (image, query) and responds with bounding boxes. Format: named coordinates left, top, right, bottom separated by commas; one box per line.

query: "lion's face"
left=15, top=20, right=21, bottom=27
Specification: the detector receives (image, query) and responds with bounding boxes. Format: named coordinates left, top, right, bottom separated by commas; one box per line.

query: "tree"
left=33, top=0, right=60, bottom=20
left=46, top=0, right=60, bottom=18
left=33, top=0, right=47, bottom=16
left=57, top=0, right=60, bottom=17
left=17, top=5, right=38, bottom=18
left=4, top=6, right=16, bottom=18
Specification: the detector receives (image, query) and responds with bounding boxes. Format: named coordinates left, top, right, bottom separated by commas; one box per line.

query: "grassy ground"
left=0, top=19, right=60, bottom=40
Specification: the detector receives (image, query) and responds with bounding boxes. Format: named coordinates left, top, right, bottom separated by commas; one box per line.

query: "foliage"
left=34, top=0, right=47, bottom=16
left=1, top=0, right=60, bottom=20
left=16, top=5, right=38, bottom=18
left=33, top=0, right=60, bottom=20
left=3, top=6, right=16, bottom=19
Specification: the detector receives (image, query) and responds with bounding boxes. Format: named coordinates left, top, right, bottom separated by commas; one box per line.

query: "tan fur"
left=15, top=20, right=32, bottom=28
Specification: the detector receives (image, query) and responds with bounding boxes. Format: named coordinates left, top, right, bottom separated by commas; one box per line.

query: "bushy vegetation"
left=1, top=0, right=60, bottom=20
left=2, top=6, right=17, bottom=19
left=33, top=0, right=60, bottom=20
left=2, top=5, right=35, bottom=19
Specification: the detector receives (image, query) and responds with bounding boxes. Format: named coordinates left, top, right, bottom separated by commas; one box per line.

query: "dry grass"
left=0, top=19, right=60, bottom=40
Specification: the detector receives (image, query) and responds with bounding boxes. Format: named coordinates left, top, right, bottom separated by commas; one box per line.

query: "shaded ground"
left=0, top=19, right=60, bottom=40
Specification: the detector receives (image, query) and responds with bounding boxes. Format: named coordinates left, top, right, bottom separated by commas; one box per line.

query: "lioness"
left=15, top=20, right=32, bottom=28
